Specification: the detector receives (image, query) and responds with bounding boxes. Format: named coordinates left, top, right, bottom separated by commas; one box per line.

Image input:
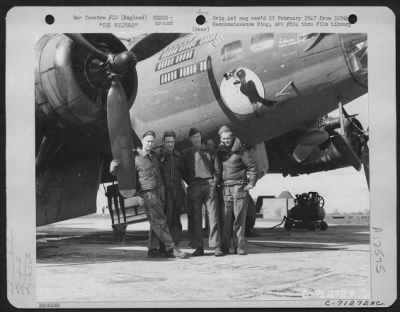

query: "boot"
left=192, top=247, right=205, bottom=256
left=166, top=247, right=189, bottom=259
left=214, top=247, right=224, bottom=257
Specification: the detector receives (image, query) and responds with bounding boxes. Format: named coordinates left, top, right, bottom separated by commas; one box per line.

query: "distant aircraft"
left=35, top=32, right=368, bottom=226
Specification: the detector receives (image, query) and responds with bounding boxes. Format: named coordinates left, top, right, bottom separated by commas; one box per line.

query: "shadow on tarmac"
left=37, top=225, right=369, bottom=265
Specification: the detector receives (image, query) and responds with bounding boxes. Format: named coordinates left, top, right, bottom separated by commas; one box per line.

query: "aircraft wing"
left=35, top=126, right=114, bottom=226
left=35, top=32, right=183, bottom=225
left=37, top=157, right=103, bottom=226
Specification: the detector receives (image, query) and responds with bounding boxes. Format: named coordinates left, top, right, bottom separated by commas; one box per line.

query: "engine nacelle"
left=35, top=34, right=137, bottom=135
left=266, top=115, right=368, bottom=176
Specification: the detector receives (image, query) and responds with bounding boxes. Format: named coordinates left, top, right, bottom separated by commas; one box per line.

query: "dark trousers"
left=164, top=187, right=184, bottom=245
left=140, top=190, right=175, bottom=251
left=187, top=179, right=221, bottom=249
left=221, top=184, right=249, bottom=250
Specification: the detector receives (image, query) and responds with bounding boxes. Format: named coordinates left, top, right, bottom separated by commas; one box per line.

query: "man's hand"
left=137, top=197, right=144, bottom=207
left=243, top=184, right=254, bottom=191
left=109, top=160, right=120, bottom=176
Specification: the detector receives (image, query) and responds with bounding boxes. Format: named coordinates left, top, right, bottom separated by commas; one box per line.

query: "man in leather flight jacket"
left=216, top=125, right=258, bottom=255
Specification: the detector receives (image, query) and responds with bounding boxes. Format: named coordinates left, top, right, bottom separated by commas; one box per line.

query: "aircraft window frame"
left=250, top=33, right=274, bottom=52
left=221, top=40, right=243, bottom=62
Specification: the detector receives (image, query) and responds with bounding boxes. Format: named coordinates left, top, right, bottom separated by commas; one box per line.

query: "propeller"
left=300, top=33, right=330, bottom=53
left=359, top=127, right=369, bottom=189
left=326, top=105, right=369, bottom=189
left=343, top=109, right=370, bottom=189
left=128, top=33, right=181, bottom=61
left=65, top=34, right=108, bottom=62
left=360, top=143, right=369, bottom=189
left=65, top=34, right=137, bottom=197
left=107, top=78, right=137, bottom=197
left=330, top=133, right=362, bottom=171
left=330, top=123, right=370, bottom=189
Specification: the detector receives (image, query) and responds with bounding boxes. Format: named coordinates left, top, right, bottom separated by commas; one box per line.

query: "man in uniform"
left=158, top=130, right=185, bottom=246
left=182, top=128, right=223, bottom=257
left=216, top=125, right=257, bottom=255
left=110, top=130, right=188, bottom=259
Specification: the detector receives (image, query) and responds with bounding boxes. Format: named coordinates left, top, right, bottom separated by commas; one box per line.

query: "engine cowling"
left=266, top=115, right=368, bottom=176
left=35, top=34, right=137, bottom=135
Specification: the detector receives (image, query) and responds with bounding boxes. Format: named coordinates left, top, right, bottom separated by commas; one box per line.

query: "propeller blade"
left=331, top=133, right=362, bottom=171
left=107, top=78, right=136, bottom=197
left=129, top=33, right=181, bottom=61
left=304, top=33, right=326, bottom=52
left=65, top=33, right=108, bottom=62
left=360, top=144, right=370, bottom=189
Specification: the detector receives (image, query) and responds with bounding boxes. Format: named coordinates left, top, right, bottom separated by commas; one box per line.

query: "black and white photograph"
left=5, top=6, right=396, bottom=309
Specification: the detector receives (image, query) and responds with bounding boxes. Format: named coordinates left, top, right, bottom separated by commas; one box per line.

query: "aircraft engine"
left=320, top=116, right=367, bottom=169
left=35, top=33, right=140, bottom=196
left=266, top=115, right=369, bottom=186
left=35, top=33, right=181, bottom=225
left=36, top=33, right=181, bottom=198
left=35, top=34, right=137, bottom=134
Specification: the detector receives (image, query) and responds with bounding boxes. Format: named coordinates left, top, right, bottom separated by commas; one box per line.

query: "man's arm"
left=213, top=151, right=222, bottom=186
left=109, top=159, right=120, bottom=176
left=180, top=149, right=190, bottom=185
left=243, top=149, right=258, bottom=190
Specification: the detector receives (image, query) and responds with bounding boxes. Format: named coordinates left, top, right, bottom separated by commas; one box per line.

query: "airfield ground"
left=36, top=213, right=370, bottom=308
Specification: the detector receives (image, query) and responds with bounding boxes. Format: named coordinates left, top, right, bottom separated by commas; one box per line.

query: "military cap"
left=142, top=130, right=156, bottom=138
left=188, top=128, right=200, bottom=137
left=163, top=130, right=176, bottom=139
left=218, top=125, right=232, bottom=136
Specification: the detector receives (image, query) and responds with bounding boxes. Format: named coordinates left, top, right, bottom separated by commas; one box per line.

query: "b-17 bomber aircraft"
left=35, top=32, right=368, bottom=226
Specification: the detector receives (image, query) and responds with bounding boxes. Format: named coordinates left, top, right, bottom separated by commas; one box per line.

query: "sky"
left=250, top=166, right=369, bottom=214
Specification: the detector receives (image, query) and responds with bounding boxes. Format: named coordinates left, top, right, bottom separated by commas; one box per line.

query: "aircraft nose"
left=340, top=34, right=368, bottom=88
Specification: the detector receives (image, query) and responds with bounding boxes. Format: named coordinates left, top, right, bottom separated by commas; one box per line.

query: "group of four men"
left=110, top=126, right=258, bottom=259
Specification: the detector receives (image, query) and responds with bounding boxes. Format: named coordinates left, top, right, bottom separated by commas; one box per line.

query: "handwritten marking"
left=372, top=227, right=386, bottom=274
left=7, top=228, right=33, bottom=296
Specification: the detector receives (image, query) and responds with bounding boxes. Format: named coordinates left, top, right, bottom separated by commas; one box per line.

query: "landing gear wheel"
left=320, top=221, right=328, bottom=231
left=284, top=219, right=292, bottom=230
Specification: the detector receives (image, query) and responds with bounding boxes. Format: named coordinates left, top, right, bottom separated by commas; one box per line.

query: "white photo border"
left=5, top=6, right=396, bottom=308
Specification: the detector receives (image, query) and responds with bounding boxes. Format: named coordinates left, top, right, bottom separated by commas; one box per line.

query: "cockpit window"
left=221, top=41, right=243, bottom=61
left=251, top=33, right=274, bottom=52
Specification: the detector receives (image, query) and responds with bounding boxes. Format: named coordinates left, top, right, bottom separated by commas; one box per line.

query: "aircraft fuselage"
left=132, top=33, right=367, bottom=148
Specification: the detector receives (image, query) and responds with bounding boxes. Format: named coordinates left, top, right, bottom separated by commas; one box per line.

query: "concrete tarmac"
left=36, top=214, right=370, bottom=307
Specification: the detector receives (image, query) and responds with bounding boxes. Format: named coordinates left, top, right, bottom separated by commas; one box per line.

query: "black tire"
left=320, top=221, right=328, bottom=231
